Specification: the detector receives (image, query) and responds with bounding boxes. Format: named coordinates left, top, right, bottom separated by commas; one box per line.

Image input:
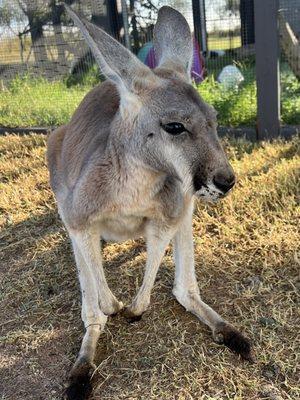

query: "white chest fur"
left=100, top=215, right=147, bottom=242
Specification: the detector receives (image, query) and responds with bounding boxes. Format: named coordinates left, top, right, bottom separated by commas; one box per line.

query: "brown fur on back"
left=47, top=81, right=120, bottom=192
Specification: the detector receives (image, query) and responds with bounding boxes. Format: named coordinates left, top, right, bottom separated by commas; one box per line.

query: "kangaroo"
left=47, top=5, right=253, bottom=400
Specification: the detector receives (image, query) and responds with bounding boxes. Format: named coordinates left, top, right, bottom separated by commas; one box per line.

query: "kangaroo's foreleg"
left=65, top=228, right=123, bottom=400
left=124, top=224, right=175, bottom=321
left=172, top=200, right=253, bottom=361
left=71, top=227, right=123, bottom=316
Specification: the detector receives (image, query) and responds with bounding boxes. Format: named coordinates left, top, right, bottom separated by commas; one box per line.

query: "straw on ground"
left=0, top=134, right=299, bottom=399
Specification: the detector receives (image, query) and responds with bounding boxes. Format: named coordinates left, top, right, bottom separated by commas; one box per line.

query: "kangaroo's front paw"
left=123, top=297, right=149, bottom=322
left=123, top=306, right=144, bottom=323
left=65, top=359, right=95, bottom=400
left=99, top=295, right=123, bottom=316
left=213, top=322, right=255, bottom=362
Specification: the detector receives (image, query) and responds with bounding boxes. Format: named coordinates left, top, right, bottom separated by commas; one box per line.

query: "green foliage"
left=0, top=1, right=24, bottom=25
left=199, top=76, right=257, bottom=126
left=198, top=58, right=257, bottom=126
left=199, top=61, right=300, bottom=126
left=65, top=63, right=103, bottom=87
left=280, top=66, right=300, bottom=125
left=0, top=65, right=299, bottom=128
left=0, top=74, right=89, bottom=127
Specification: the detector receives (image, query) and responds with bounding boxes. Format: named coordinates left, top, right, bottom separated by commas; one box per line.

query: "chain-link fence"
left=279, top=0, right=300, bottom=126
left=0, top=0, right=299, bottom=133
left=0, top=1, right=256, bottom=80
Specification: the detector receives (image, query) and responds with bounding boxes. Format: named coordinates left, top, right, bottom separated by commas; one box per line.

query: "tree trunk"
left=50, top=1, right=66, bottom=64
left=107, top=0, right=123, bottom=40
left=130, top=0, right=139, bottom=53
left=27, top=11, right=48, bottom=64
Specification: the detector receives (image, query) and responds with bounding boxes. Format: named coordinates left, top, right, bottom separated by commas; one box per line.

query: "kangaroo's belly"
left=100, top=216, right=147, bottom=242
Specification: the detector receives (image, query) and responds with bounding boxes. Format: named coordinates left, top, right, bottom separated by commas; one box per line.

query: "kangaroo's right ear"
left=153, top=6, right=193, bottom=82
left=64, top=4, right=159, bottom=116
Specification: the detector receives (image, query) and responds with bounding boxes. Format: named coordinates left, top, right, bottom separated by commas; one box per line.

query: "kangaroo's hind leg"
left=172, top=200, right=254, bottom=361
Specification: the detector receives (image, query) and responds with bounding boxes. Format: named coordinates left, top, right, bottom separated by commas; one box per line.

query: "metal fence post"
left=254, top=0, right=280, bottom=140
left=240, top=0, right=255, bottom=46
left=192, top=0, right=207, bottom=53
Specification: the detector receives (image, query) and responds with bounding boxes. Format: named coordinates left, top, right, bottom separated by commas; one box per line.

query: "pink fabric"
left=144, top=39, right=204, bottom=83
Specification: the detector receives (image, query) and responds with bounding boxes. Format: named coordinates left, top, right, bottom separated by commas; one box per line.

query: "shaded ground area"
left=0, top=134, right=299, bottom=400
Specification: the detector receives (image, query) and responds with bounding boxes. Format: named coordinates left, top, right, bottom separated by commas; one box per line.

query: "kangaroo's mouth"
left=192, top=173, right=206, bottom=192
left=193, top=168, right=235, bottom=201
left=195, top=181, right=229, bottom=203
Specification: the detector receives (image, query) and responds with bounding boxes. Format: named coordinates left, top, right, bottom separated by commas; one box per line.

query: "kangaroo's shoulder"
left=50, top=81, right=118, bottom=188
left=70, top=80, right=120, bottom=132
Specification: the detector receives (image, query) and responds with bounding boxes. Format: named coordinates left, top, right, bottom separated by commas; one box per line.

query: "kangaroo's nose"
left=213, top=170, right=235, bottom=193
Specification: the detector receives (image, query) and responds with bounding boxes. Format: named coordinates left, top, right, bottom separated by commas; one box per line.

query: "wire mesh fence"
left=0, top=0, right=299, bottom=130
left=279, top=0, right=300, bottom=125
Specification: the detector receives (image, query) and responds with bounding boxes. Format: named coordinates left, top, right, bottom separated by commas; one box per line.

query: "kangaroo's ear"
left=153, top=6, right=193, bottom=81
left=65, top=4, right=159, bottom=115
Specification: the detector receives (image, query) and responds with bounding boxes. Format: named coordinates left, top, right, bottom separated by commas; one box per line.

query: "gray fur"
left=47, top=6, right=252, bottom=398
left=64, top=4, right=155, bottom=92
left=153, top=6, right=193, bottom=78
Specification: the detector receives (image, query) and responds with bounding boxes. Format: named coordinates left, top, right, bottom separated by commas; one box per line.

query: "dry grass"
left=0, top=134, right=299, bottom=400
left=0, top=35, right=239, bottom=65
left=0, top=36, right=34, bottom=64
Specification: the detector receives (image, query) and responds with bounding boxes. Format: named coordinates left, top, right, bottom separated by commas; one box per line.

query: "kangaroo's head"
left=66, top=5, right=235, bottom=202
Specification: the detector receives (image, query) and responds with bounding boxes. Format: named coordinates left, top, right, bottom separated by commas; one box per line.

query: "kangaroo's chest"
left=100, top=215, right=147, bottom=242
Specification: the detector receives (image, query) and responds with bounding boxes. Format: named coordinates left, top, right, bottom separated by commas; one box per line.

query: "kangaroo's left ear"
left=64, top=4, right=160, bottom=117
left=153, top=6, right=193, bottom=82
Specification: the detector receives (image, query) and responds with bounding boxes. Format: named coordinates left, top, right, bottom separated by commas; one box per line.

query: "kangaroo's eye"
left=161, top=122, right=186, bottom=135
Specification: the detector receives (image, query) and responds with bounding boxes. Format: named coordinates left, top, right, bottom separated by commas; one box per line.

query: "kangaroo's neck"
left=106, top=137, right=164, bottom=210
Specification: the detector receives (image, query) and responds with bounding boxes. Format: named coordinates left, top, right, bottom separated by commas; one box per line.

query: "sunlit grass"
left=208, top=35, right=241, bottom=50
left=0, top=75, right=88, bottom=127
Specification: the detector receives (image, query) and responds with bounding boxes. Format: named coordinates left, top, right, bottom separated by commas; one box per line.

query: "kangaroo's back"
left=47, top=80, right=120, bottom=193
